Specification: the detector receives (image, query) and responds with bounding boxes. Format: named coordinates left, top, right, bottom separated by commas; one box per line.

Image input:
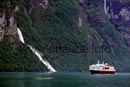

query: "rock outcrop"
left=107, top=0, right=130, bottom=48
left=0, top=13, right=5, bottom=41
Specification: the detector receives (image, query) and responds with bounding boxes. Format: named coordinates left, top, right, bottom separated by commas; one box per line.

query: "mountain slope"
left=0, top=0, right=130, bottom=72
left=0, top=0, right=47, bottom=72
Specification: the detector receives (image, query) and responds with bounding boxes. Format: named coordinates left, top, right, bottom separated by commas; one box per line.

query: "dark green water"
left=0, top=72, right=130, bottom=87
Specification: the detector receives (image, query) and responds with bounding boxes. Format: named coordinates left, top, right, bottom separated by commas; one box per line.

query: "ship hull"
left=89, top=70, right=115, bottom=74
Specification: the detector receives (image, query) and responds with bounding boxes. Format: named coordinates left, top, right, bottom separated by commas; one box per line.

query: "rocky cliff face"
left=107, top=0, right=130, bottom=48
left=79, top=0, right=130, bottom=51
left=0, top=1, right=20, bottom=48
left=0, top=1, right=48, bottom=72
left=0, top=13, right=5, bottom=41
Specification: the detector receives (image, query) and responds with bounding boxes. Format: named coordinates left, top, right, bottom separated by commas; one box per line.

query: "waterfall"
left=17, top=28, right=25, bottom=44
left=17, top=28, right=56, bottom=72
left=104, top=0, right=108, bottom=16
left=28, top=45, right=56, bottom=72
left=120, top=0, right=122, bottom=3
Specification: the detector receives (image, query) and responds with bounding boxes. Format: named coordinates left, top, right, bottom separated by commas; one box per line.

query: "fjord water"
left=0, top=72, right=130, bottom=87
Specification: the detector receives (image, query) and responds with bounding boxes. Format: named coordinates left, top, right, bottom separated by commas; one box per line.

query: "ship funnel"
left=102, top=61, right=104, bottom=64
left=97, top=60, right=100, bottom=64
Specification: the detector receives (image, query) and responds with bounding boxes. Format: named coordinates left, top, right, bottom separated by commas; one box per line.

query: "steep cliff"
left=0, top=0, right=47, bottom=71
left=0, top=0, right=19, bottom=48
left=107, top=0, right=130, bottom=48
left=0, top=0, right=130, bottom=72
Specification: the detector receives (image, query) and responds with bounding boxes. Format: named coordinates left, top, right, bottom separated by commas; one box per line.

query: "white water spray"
left=17, top=28, right=25, bottom=44
left=17, top=27, right=56, bottom=72
left=28, top=45, right=56, bottom=72
left=104, top=0, right=108, bottom=16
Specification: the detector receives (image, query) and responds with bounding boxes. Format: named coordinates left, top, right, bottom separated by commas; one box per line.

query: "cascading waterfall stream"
left=17, top=28, right=56, bottom=72
left=17, top=28, right=25, bottom=44
left=103, top=0, right=111, bottom=18
left=28, top=45, right=56, bottom=72
left=104, top=0, right=108, bottom=16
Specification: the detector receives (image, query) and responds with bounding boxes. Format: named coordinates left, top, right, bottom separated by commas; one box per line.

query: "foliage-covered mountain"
left=0, top=0, right=130, bottom=72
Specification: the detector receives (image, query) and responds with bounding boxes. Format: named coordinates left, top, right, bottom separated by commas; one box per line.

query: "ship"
left=89, top=60, right=116, bottom=74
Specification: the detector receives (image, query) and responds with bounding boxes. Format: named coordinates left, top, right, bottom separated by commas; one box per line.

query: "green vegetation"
left=14, top=0, right=130, bottom=72
left=0, top=38, right=47, bottom=71
left=14, top=0, right=96, bottom=72
left=0, top=1, right=4, bottom=13
left=0, top=0, right=130, bottom=72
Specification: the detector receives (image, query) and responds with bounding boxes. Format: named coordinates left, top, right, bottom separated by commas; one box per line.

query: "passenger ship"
left=89, top=60, right=116, bottom=74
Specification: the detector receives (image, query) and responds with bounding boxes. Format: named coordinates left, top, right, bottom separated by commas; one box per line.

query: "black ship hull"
left=90, top=70, right=115, bottom=74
